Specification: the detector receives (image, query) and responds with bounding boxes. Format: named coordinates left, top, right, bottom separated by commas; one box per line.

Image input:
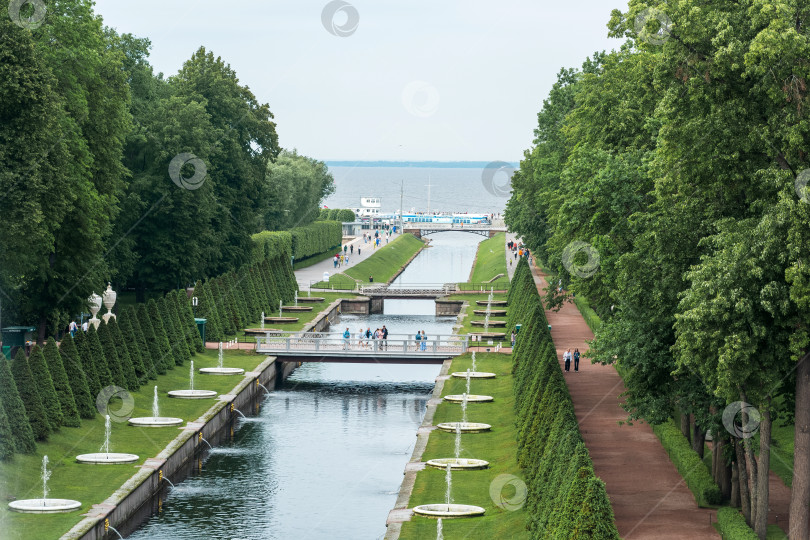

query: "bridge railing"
left=307, top=281, right=510, bottom=293
left=255, top=332, right=468, bottom=355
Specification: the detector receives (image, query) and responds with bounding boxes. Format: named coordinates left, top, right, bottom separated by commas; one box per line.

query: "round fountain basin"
left=198, top=367, right=245, bottom=376
left=296, top=297, right=324, bottom=303
left=444, top=394, right=494, bottom=403
left=426, top=458, right=489, bottom=470
left=468, top=332, right=506, bottom=340
left=470, top=320, right=506, bottom=327
left=8, top=499, right=82, bottom=513
left=243, top=328, right=283, bottom=336
left=128, top=417, right=184, bottom=427
left=264, top=317, right=299, bottom=323
left=476, top=300, right=506, bottom=306
left=76, top=453, right=139, bottom=464
left=281, top=306, right=313, bottom=312
left=451, top=372, right=496, bottom=379
left=412, top=504, right=485, bottom=518
left=436, top=422, right=491, bottom=433
left=473, top=309, right=507, bottom=316
left=168, top=389, right=218, bottom=399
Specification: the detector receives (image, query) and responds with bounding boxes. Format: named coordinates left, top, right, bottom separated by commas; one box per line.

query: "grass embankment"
left=399, top=353, right=528, bottom=539
left=313, top=234, right=425, bottom=288
left=0, top=347, right=263, bottom=540
left=469, top=233, right=508, bottom=286
left=448, top=293, right=509, bottom=341
left=234, top=291, right=356, bottom=337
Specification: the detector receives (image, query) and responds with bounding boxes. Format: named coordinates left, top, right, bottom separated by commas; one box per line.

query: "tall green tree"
left=0, top=357, right=36, bottom=453
left=11, top=349, right=50, bottom=440
left=27, top=345, right=62, bottom=431
left=260, top=150, right=335, bottom=230
left=58, top=336, right=95, bottom=419
left=0, top=392, right=15, bottom=460
left=138, top=303, right=167, bottom=375
left=117, top=308, right=149, bottom=384
left=44, top=337, right=81, bottom=427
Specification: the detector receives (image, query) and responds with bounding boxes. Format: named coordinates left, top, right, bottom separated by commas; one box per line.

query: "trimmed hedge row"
left=717, top=508, right=758, bottom=539
left=511, top=258, right=620, bottom=539
left=290, top=220, right=342, bottom=260
left=319, top=208, right=356, bottom=222
left=651, top=419, right=722, bottom=506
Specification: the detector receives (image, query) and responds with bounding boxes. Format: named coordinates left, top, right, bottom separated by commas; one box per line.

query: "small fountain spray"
left=218, top=342, right=224, bottom=368
left=461, top=393, right=468, bottom=424
left=152, top=386, right=160, bottom=419
left=445, top=463, right=452, bottom=508
left=169, top=359, right=217, bottom=399
left=128, top=386, right=183, bottom=427
left=436, top=518, right=443, bottom=540
left=101, top=415, right=111, bottom=454
left=471, top=352, right=477, bottom=372
left=294, top=290, right=298, bottom=306
left=77, top=415, right=139, bottom=463
left=261, top=312, right=265, bottom=330
left=9, top=455, right=82, bottom=512
left=454, top=423, right=461, bottom=459
left=465, top=368, right=472, bottom=395
left=190, top=361, right=195, bottom=391
left=279, top=299, right=283, bottom=318
left=198, top=340, right=244, bottom=376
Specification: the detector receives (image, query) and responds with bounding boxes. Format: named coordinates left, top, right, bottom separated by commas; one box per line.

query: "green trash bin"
left=515, top=324, right=522, bottom=334
left=194, top=318, right=207, bottom=344
left=1, top=326, right=36, bottom=359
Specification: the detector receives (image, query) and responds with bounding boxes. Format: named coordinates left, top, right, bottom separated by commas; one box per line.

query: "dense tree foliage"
left=506, top=3, right=810, bottom=537
left=262, top=150, right=335, bottom=230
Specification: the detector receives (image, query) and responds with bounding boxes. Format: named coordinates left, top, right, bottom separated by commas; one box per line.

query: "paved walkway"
left=532, top=265, right=720, bottom=539
left=294, top=229, right=400, bottom=290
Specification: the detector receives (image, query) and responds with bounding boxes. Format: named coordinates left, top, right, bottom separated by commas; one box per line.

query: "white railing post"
left=286, top=338, right=290, bottom=351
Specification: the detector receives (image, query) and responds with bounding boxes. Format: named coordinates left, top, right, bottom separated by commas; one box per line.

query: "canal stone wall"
left=435, top=299, right=463, bottom=316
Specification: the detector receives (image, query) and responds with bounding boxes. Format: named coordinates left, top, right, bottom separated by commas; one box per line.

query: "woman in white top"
left=563, top=349, right=572, bottom=372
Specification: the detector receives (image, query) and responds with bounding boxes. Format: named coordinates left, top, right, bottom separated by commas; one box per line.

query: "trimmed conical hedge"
left=147, top=299, right=174, bottom=370
left=27, top=345, right=62, bottom=431
left=109, top=318, right=139, bottom=391
left=58, top=336, right=96, bottom=419
left=73, top=330, right=101, bottom=398
left=11, top=349, right=50, bottom=441
left=44, top=337, right=81, bottom=427
left=87, top=325, right=114, bottom=389
left=128, top=305, right=157, bottom=379
left=98, top=321, right=126, bottom=389
left=0, top=356, right=36, bottom=453
left=0, top=392, right=15, bottom=460
left=138, top=303, right=168, bottom=375
left=118, top=308, right=148, bottom=385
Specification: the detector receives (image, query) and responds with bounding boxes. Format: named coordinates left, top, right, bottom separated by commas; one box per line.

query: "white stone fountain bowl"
left=128, top=417, right=184, bottom=427
left=436, top=422, right=492, bottom=433
left=412, top=504, right=485, bottom=518
left=443, top=394, right=494, bottom=403
left=451, top=372, right=496, bottom=379
left=76, top=453, right=139, bottom=464
left=425, top=458, right=489, bottom=470
left=168, top=389, right=218, bottom=399
left=198, top=367, right=245, bottom=376
left=8, top=499, right=82, bottom=513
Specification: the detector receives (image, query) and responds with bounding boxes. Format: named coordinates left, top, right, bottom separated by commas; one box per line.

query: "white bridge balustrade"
left=254, top=332, right=468, bottom=362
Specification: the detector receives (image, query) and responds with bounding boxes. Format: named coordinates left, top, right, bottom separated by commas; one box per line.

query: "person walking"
left=563, top=349, right=572, bottom=372
left=69, top=320, right=78, bottom=337
left=573, top=348, right=581, bottom=372
left=350, top=244, right=354, bottom=254
left=511, top=331, right=516, bottom=347
left=414, top=330, right=422, bottom=351
left=382, top=325, right=388, bottom=350
left=343, top=327, right=351, bottom=350
left=344, top=245, right=348, bottom=255
left=333, top=255, right=339, bottom=268
left=358, top=327, right=365, bottom=349
left=81, top=320, right=89, bottom=332
left=420, top=330, right=428, bottom=351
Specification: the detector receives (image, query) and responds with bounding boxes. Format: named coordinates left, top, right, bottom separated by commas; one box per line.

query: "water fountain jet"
left=169, top=360, right=217, bottom=398
left=128, top=386, right=184, bottom=427
left=8, top=456, right=82, bottom=513
left=76, top=415, right=140, bottom=464
left=199, top=342, right=245, bottom=375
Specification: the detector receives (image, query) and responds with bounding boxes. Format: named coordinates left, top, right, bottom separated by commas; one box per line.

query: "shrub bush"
left=651, top=419, right=722, bottom=506
left=716, top=507, right=758, bottom=539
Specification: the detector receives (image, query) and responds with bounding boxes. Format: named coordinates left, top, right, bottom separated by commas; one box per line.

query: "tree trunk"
left=712, top=438, right=719, bottom=480
left=736, top=438, right=751, bottom=522
left=681, top=412, right=692, bottom=443
left=136, top=285, right=146, bottom=304
left=715, top=438, right=732, bottom=500
left=754, top=408, right=771, bottom=540
left=731, top=460, right=741, bottom=507
left=790, top=352, right=810, bottom=540
left=37, top=314, right=47, bottom=345
left=692, top=420, right=706, bottom=459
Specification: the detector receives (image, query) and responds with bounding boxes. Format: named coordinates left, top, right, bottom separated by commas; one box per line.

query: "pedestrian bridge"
left=403, top=223, right=507, bottom=239
left=254, top=332, right=468, bottom=364
left=358, top=285, right=456, bottom=298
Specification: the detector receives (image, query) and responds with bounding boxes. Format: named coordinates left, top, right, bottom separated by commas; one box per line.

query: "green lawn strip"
left=399, top=353, right=529, bottom=539
left=447, top=293, right=509, bottom=340
left=0, top=347, right=263, bottom=540
left=233, top=292, right=356, bottom=337
left=314, top=234, right=425, bottom=288
left=469, top=232, right=508, bottom=286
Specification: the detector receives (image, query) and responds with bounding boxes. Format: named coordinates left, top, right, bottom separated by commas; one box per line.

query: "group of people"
left=341, top=327, right=430, bottom=351
left=363, top=229, right=390, bottom=249
left=507, top=240, right=532, bottom=266
left=67, top=319, right=89, bottom=336
left=562, top=348, right=581, bottom=372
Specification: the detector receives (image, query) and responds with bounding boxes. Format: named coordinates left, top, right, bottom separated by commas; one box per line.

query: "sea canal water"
left=126, top=224, right=484, bottom=539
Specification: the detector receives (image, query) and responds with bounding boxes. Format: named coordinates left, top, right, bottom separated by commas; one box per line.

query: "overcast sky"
left=93, top=0, right=624, bottom=162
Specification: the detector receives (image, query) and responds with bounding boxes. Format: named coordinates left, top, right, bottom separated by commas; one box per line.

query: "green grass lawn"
left=448, top=293, right=509, bottom=341
left=469, top=232, right=508, bottom=287
left=313, top=234, right=425, bottom=288
left=0, top=347, right=266, bottom=540
left=399, top=352, right=528, bottom=539
left=232, top=292, right=356, bottom=338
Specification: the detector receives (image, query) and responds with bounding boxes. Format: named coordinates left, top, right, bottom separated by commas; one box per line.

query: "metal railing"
left=307, top=281, right=509, bottom=293
left=255, top=332, right=468, bottom=355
